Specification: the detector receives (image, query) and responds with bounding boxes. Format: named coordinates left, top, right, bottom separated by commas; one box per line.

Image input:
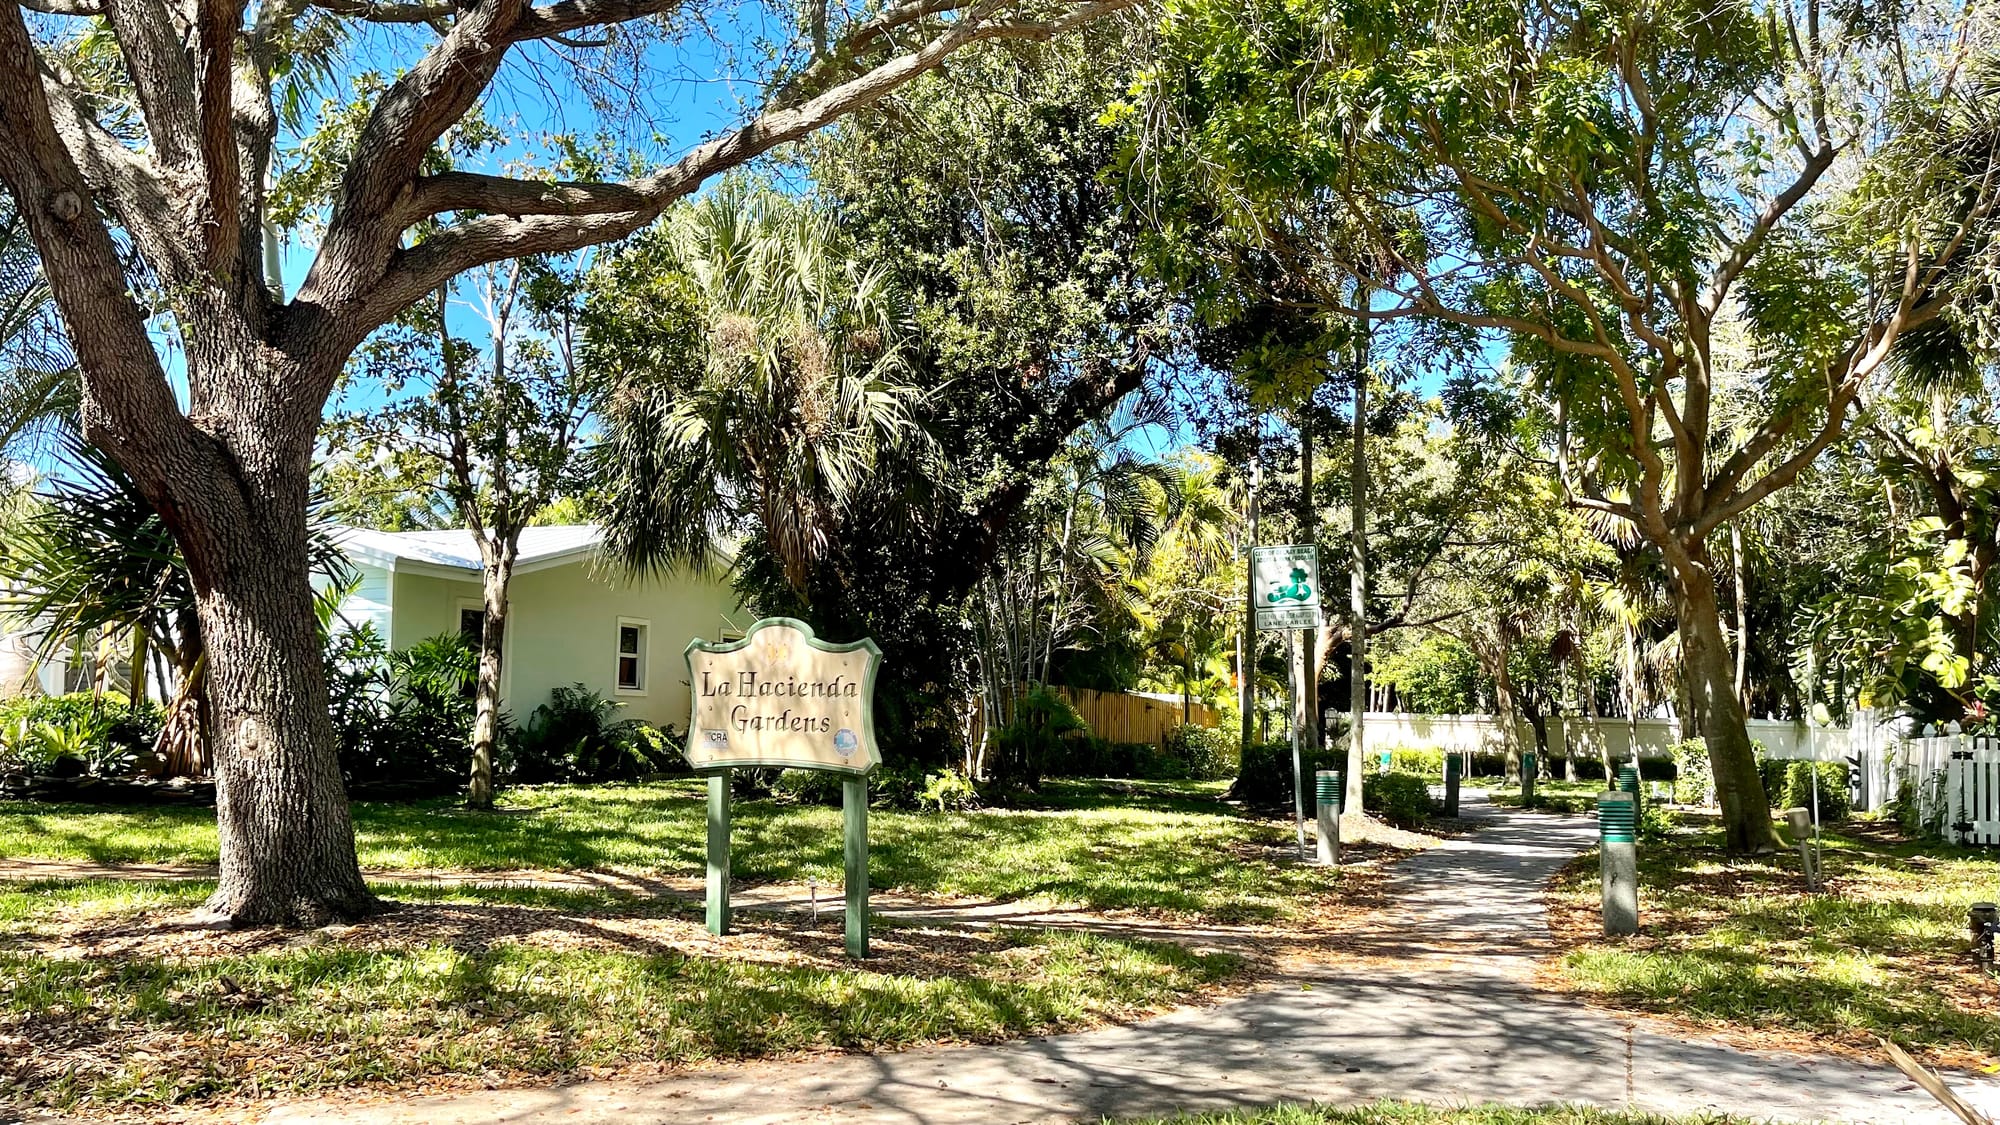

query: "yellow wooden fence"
left=977, top=685, right=1220, bottom=746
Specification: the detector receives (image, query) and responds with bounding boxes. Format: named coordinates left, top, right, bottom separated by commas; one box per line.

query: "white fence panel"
left=1945, top=735, right=2000, bottom=846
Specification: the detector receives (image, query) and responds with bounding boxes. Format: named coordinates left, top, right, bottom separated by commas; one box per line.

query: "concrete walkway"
left=254, top=795, right=2000, bottom=1125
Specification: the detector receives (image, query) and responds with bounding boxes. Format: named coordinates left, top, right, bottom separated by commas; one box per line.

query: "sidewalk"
left=252, top=795, right=2000, bottom=1124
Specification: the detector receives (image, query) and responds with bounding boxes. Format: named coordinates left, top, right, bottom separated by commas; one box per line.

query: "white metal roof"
left=329, top=525, right=604, bottom=577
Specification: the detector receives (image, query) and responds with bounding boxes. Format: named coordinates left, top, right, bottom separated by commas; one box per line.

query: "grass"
left=1548, top=813, right=2000, bottom=1065
left=0, top=876, right=1239, bottom=1111
left=0, top=777, right=1357, bottom=922
left=1489, top=781, right=1604, bottom=815
left=1131, top=1103, right=1753, bottom=1123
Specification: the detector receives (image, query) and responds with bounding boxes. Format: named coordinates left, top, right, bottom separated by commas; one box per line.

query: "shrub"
left=1554, top=756, right=1609, bottom=781
left=772, top=767, right=844, bottom=805
left=868, top=764, right=927, bottom=809
left=988, top=686, right=1085, bottom=791
left=1368, top=770, right=1437, bottom=828
left=1640, top=803, right=1680, bottom=841
left=1161, top=724, right=1235, bottom=780
left=1780, top=761, right=1851, bottom=823
left=0, top=692, right=164, bottom=778
left=1671, top=739, right=1713, bottom=805
left=917, top=769, right=981, bottom=812
left=507, top=685, right=675, bottom=784
left=1229, top=740, right=1341, bottom=807
left=1756, top=757, right=1789, bottom=807
left=1377, top=747, right=1445, bottom=776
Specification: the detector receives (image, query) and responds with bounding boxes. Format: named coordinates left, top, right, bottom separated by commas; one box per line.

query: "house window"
left=616, top=620, right=647, bottom=693
left=459, top=607, right=485, bottom=643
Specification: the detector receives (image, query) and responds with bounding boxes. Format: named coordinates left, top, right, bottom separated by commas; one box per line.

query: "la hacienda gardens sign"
left=685, top=618, right=883, bottom=958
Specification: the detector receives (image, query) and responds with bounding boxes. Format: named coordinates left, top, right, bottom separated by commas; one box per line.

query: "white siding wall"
left=331, top=563, right=395, bottom=641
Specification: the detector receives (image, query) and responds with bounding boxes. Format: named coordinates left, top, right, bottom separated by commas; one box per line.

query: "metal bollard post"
left=1784, top=807, right=1820, bottom=892
left=1443, top=754, right=1462, bottom=818
left=1617, top=763, right=1640, bottom=801
left=1969, top=903, right=1997, bottom=969
left=1315, top=770, right=1343, bottom=866
left=1522, top=751, right=1537, bottom=806
left=1598, top=791, right=1638, bottom=936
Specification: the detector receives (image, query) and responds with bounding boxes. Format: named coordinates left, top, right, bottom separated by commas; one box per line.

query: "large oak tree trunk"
left=192, top=459, right=376, bottom=925
left=1664, top=540, right=1778, bottom=855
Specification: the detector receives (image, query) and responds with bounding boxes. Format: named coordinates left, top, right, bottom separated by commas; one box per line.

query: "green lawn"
left=1549, top=815, right=2000, bottom=1066
left=1489, top=781, right=1603, bottom=815
left=1134, top=1103, right=1752, bottom=1123
left=1, top=876, right=1238, bottom=1111
left=0, top=778, right=1356, bottom=922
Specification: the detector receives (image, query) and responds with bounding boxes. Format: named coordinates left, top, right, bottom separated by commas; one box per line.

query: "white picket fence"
left=1370, top=708, right=2000, bottom=842
left=1897, top=730, right=2000, bottom=845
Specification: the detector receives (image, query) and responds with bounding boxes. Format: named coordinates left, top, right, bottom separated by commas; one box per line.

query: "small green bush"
left=1161, top=724, right=1235, bottom=780
left=1368, top=770, right=1437, bottom=828
left=1636, top=755, right=1677, bottom=781
left=504, top=685, right=673, bottom=785
left=1780, top=760, right=1851, bottom=823
left=917, top=769, right=981, bottom=812
left=1375, top=747, right=1445, bottom=776
left=1640, top=803, right=1680, bottom=842
left=771, top=767, right=845, bottom=805
left=1756, top=757, right=1789, bottom=806
left=1229, top=740, right=1342, bottom=807
left=989, top=687, right=1085, bottom=791
left=0, top=691, right=164, bottom=778
left=1671, top=739, right=1713, bottom=805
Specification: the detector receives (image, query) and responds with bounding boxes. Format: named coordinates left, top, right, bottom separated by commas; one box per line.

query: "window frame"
left=615, top=617, right=649, bottom=696
left=456, top=597, right=486, bottom=644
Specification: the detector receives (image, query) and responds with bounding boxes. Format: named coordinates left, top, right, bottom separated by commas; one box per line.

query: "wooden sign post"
left=686, top=618, right=883, bottom=958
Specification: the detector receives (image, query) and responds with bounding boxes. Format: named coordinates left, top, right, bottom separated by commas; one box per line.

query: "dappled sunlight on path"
left=244, top=793, right=2000, bottom=1125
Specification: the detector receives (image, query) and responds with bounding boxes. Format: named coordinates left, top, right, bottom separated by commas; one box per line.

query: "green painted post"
left=1314, top=770, right=1343, bottom=866
left=1599, top=791, right=1639, bottom=936
left=706, top=770, right=731, bottom=936
left=1617, top=763, right=1640, bottom=801
left=844, top=774, right=869, bottom=958
left=1522, top=751, right=1537, bottom=806
left=1443, top=754, right=1462, bottom=817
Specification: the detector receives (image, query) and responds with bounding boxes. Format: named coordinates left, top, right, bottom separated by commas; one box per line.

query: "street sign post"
left=1252, top=545, right=1323, bottom=631
left=686, top=617, right=882, bottom=957
left=1252, top=545, right=1321, bottom=858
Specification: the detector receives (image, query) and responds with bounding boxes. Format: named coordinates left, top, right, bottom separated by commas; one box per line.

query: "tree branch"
left=102, top=0, right=202, bottom=171
left=353, top=0, right=1137, bottom=328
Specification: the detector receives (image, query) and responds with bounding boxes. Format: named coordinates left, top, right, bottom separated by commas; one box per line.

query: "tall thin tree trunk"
left=1491, top=631, right=1521, bottom=781
left=1665, top=540, right=1779, bottom=854
left=1297, top=416, right=1318, bottom=752
left=467, top=546, right=515, bottom=810
left=129, top=624, right=148, bottom=709
left=1241, top=454, right=1259, bottom=752
left=1345, top=371, right=1367, bottom=816
left=1731, top=519, right=1749, bottom=714
left=1572, top=631, right=1610, bottom=778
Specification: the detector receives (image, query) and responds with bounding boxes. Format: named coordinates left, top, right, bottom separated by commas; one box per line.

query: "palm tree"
left=0, top=435, right=205, bottom=771
left=599, top=182, right=930, bottom=594
left=0, top=203, right=77, bottom=470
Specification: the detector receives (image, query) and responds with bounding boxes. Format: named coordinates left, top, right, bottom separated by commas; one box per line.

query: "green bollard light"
left=1599, top=790, right=1639, bottom=936
left=1315, top=770, right=1343, bottom=866
left=1522, top=751, right=1537, bottom=806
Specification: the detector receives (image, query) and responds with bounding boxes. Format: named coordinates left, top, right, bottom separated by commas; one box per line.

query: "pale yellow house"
left=328, top=526, right=746, bottom=729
